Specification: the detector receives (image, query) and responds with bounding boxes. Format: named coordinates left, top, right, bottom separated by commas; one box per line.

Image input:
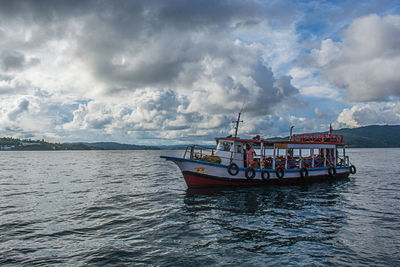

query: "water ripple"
left=0, top=149, right=399, bottom=266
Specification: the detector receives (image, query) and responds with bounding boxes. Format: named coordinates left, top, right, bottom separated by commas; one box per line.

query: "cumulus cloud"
left=63, top=88, right=188, bottom=132
left=309, top=14, right=400, bottom=102
left=0, top=0, right=302, bottom=142
left=3, top=1, right=397, bottom=143
left=336, top=102, right=400, bottom=128
left=0, top=98, right=30, bottom=134
left=70, top=2, right=299, bottom=117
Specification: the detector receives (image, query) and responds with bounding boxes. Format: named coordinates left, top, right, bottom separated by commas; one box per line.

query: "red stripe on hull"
left=182, top=171, right=349, bottom=188
left=183, top=172, right=250, bottom=187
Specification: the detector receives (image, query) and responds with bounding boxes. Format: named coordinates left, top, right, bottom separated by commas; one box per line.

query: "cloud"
left=0, top=97, right=30, bottom=134
left=1, top=1, right=398, bottom=143
left=0, top=50, right=40, bottom=71
left=63, top=88, right=188, bottom=132
left=7, top=99, right=29, bottom=120
left=309, top=14, right=400, bottom=102
left=0, top=0, right=302, bottom=142
left=336, top=101, right=400, bottom=128
left=0, top=50, right=25, bottom=71
left=70, top=3, right=299, bottom=117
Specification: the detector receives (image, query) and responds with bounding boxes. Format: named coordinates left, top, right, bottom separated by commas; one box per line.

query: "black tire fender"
left=300, top=167, right=308, bottom=178
left=261, top=170, right=270, bottom=180
left=275, top=167, right=284, bottom=179
left=349, top=165, right=356, bottom=174
left=328, top=166, right=336, bottom=177
left=227, top=163, right=239, bottom=176
left=245, top=167, right=256, bottom=180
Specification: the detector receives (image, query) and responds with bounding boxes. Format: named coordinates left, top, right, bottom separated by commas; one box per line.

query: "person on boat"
left=245, top=144, right=256, bottom=168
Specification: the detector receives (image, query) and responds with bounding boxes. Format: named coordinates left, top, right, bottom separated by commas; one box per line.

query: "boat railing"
left=287, top=157, right=301, bottom=169
left=300, top=157, right=313, bottom=168
left=184, top=145, right=255, bottom=167
left=184, top=145, right=228, bottom=164
left=274, top=155, right=338, bottom=169
left=184, top=145, right=349, bottom=170
left=184, top=145, right=212, bottom=159
left=292, top=133, right=343, bottom=143
left=336, top=155, right=349, bottom=166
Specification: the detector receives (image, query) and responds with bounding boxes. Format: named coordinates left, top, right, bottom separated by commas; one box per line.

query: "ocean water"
left=0, top=148, right=399, bottom=266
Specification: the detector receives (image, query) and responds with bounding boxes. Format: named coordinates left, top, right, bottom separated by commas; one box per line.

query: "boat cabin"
left=208, top=133, right=349, bottom=170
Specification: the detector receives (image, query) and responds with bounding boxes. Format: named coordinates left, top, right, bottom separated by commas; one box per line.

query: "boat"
left=161, top=114, right=356, bottom=188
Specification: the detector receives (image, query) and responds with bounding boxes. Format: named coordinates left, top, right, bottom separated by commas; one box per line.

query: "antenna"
left=232, top=112, right=243, bottom=138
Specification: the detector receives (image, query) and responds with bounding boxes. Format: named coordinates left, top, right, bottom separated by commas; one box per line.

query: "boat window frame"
left=217, top=140, right=234, bottom=152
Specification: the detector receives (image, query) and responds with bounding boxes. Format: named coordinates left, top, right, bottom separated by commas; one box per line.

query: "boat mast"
left=289, top=126, right=295, bottom=141
left=232, top=112, right=243, bottom=138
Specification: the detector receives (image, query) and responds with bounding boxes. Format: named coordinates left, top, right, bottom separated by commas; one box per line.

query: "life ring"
left=275, top=167, right=284, bottom=179
left=261, top=170, right=270, bottom=180
left=227, top=163, right=239, bottom=176
left=349, top=165, right=356, bottom=174
left=328, top=166, right=336, bottom=177
left=300, top=167, right=308, bottom=178
left=245, top=167, right=256, bottom=180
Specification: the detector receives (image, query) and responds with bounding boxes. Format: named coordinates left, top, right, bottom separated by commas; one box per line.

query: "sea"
left=0, top=148, right=399, bottom=266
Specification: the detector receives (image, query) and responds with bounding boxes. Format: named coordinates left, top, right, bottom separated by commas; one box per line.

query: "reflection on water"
left=184, top=180, right=348, bottom=212
left=181, top=181, right=355, bottom=264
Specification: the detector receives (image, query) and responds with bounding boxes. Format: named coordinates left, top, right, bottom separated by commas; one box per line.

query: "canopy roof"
left=215, top=133, right=345, bottom=146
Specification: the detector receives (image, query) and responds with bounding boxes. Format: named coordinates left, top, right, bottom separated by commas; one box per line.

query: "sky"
left=0, top=0, right=399, bottom=145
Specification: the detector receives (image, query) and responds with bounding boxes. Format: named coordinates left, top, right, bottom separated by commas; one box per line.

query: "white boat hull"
left=161, top=156, right=351, bottom=188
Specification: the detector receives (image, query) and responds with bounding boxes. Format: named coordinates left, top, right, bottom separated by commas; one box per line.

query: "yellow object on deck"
left=200, top=155, right=222, bottom=164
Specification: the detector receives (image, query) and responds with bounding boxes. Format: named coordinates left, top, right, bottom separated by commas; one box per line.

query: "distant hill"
left=269, top=125, right=400, bottom=148
left=84, top=142, right=159, bottom=150
left=158, top=144, right=216, bottom=150
left=158, top=144, right=190, bottom=150
left=162, top=125, right=400, bottom=148
left=331, top=125, right=400, bottom=148
left=0, top=138, right=159, bottom=151
left=1, top=125, right=400, bottom=150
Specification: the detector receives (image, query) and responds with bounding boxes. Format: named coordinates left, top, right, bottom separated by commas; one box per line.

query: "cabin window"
left=236, top=144, right=243, bottom=153
left=288, top=149, right=300, bottom=157
left=264, top=148, right=274, bottom=157
left=253, top=143, right=261, bottom=155
left=302, top=149, right=311, bottom=157
left=275, top=148, right=286, bottom=158
left=336, top=148, right=343, bottom=158
left=217, top=141, right=233, bottom=152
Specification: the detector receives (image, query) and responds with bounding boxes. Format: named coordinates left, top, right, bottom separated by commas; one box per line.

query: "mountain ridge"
left=268, top=125, right=400, bottom=148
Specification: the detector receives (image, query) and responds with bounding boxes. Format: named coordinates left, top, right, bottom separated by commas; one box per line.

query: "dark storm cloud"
left=0, top=0, right=92, bottom=21
left=0, top=0, right=296, bottom=95
left=0, top=50, right=40, bottom=71
left=0, top=50, right=25, bottom=70
left=70, top=0, right=267, bottom=90
left=0, top=0, right=260, bottom=30
left=155, top=0, right=262, bottom=29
